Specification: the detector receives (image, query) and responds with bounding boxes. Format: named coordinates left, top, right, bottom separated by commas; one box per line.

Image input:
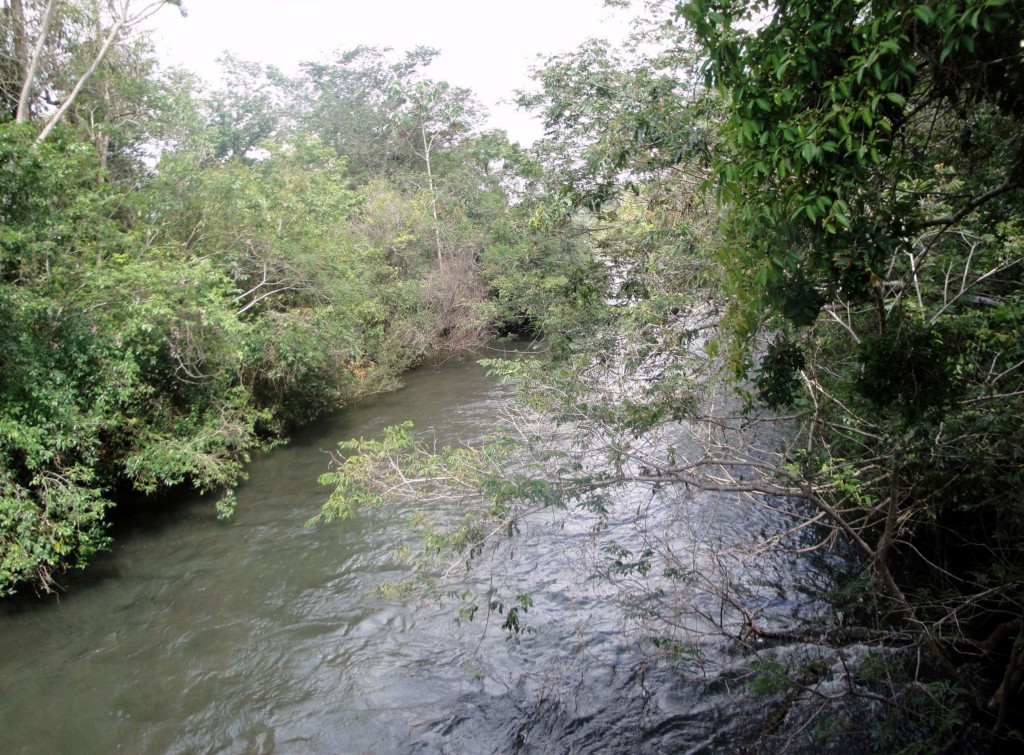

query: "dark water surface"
left=0, top=349, right=837, bottom=754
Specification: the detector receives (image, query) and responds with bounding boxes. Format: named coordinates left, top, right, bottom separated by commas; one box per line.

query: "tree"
left=2, top=14, right=550, bottom=597
left=2, top=0, right=182, bottom=140
left=12, top=0, right=56, bottom=122
left=678, top=0, right=1024, bottom=732
left=202, top=54, right=289, bottom=161
left=391, top=78, right=483, bottom=265
left=316, top=0, right=1024, bottom=743
left=296, top=46, right=437, bottom=178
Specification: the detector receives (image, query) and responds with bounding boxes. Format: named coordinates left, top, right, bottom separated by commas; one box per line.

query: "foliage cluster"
left=8, top=0, right=1023, bottom=745
left=316, top=0, right=1024, bottom=745
left=680, top=0, right=1024, bottom=735
left=0, top=2, right=554, bottom=595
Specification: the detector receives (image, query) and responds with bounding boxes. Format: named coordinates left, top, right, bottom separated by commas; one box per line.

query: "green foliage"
left=214, top=490, right=238, bottom=521
left=855, top=321, right=955, bottom=420
left=518, top=9, right=718, bottom=213
left=479, top=230, right=613, bottom=344
left=645, top=635, right=701, bottom=664
left=679, top=0, right=1024, bottom=341
left=747, top=656, right=792, bottom=695
left=492, top=592, right=535, bottom=638
left=601, top=543, right=654, bottom=577
left=0, top=30, right=527, bottom=594
left=0, top=126, right=271, bottom=592
left=313, top=422, right=417, bottom=523
left=0, top=0, right=544, bottom=601
left=812, top=714, right=847, bottom=740
left=0, top=124, right=109, bottom=282
left=873, top=680, right=971, bottom=755
left=755, top=338, right=806, bottom=409
left=298, top=46, right=441, bottom=178
left=664, top=2, right=1024, bottom=739
left=313, top=421, right=560, bottom=642
left=855, top=650, right=907, bottom=687
left=0, top=464, right=111, bottom=596
left=0, top=128, right=130, bottom=592
left=203, top=55, right=286, bottom=161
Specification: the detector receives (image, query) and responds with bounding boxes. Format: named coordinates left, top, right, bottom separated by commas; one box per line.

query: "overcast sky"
left=145, top=0, right=634, bottom=144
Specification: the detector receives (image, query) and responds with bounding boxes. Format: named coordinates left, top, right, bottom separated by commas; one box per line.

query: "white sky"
left=145, top=0, right=635, bottom=145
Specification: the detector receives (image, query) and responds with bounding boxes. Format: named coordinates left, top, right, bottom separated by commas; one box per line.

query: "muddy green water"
left=0, top=349, right=838, bottom=753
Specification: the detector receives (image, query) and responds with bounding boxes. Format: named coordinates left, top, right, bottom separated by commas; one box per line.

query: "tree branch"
left=34, top=1, right=179, bottom=143
left=918, top=180, right=1022, bottom=230
left=15, top=0, right=57, bottom=123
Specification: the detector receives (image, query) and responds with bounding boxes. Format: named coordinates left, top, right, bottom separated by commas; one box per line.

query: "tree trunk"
left=15, top=0, right=57, bottom=123
left=19, top=1, right=176, bottom=143
left=421, top=121, right=444, bottom=266
left=92, top=9, right=110, bottom=176
left=36, top=9, right=126, bottom=143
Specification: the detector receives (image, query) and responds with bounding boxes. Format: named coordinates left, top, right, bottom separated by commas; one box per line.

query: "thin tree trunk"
left=15, top=0, right=57, bottom=123
left=421, top=122, right=443, bottom=266
left=93, top=9, right=110, bottom=176
left=28, top=1, right=175, bottom=143
left=95, top=80, right=110, bottom=175
left=36, top=8, right=126, bottom=143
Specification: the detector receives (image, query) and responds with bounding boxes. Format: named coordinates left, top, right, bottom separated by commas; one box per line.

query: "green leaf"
left=913, top=5, right=936, bottom=24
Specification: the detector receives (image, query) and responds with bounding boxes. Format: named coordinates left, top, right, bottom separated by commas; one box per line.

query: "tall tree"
left=203, top=54, right=288, bottom=161
left=392, top=78, right=482, bottom=264
left=0, top=1, right=27, bottom=116
left=3, top=0, right=181, bottom=140
left=297, top=46, right=437, bottom=178
left=12, top=0, right=55, bottom=123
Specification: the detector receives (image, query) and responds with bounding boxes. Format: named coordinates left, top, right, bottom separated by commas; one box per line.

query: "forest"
left=2, top=0, right=1023, bottom=748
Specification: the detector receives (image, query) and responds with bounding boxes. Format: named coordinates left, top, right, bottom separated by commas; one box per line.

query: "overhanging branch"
left=919, top=180, right=1022, bottom=231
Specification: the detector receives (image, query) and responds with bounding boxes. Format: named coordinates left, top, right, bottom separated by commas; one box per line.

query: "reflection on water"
left=0, top=345, right=837, bottom=753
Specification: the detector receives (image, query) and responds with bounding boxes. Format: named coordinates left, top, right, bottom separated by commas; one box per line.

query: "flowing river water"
left=0, top=348, right=844, bottom=754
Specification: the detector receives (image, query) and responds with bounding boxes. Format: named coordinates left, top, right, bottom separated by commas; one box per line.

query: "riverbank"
left=0, top=348, right=848, bottom=753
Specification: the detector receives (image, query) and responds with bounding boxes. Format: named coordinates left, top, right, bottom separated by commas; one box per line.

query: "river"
left=0, top=348, right=842, bottom=753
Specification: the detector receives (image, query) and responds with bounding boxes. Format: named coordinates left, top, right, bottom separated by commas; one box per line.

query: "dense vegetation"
left=0, top=0, right=554, bottom=594
left=4, top=0, right=1024, bottom=746
left=317, top=0, right=1024, bottom=746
